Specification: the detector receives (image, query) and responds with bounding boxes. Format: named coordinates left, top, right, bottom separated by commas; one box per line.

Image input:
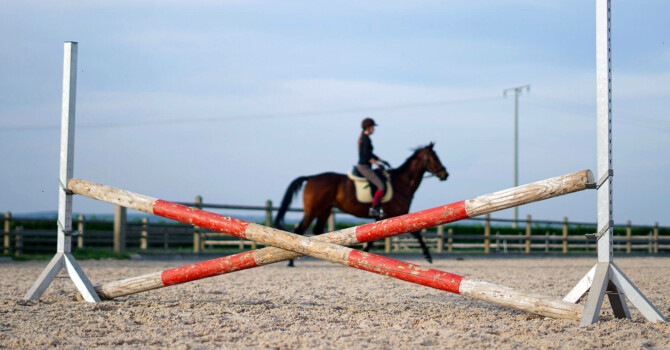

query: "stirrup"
left=368, top=207, right=385, bottom=219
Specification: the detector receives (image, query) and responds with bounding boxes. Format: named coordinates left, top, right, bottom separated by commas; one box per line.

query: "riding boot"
left=369, top=190, right=385, bottom=218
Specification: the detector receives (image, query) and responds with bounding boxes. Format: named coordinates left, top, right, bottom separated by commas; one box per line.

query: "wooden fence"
left=3, top=202, right=669, bottom=257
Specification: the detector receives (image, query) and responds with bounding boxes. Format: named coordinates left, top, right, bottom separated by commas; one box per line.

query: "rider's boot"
left=369, top=190, right=385, bottom=218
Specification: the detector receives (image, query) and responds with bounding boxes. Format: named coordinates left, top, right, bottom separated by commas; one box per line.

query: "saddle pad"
left=347, top=172, right=393, bottom=204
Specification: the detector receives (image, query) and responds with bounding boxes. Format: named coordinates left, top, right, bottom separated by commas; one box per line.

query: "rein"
left=423, top=166, right=446, bottom=179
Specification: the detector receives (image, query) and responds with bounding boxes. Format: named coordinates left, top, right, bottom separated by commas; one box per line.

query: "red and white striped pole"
left=69, top=170, right=592, bottom=320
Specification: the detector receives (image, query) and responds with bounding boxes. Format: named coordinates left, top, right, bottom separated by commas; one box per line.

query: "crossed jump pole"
left=68, top=170, right=593, bottom=320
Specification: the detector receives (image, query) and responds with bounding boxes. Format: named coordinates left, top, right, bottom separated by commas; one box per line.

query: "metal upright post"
left=503, top=85, right=530, bottom=227
left=563, top=1, right=665, bottom=325
left=24, top=42, right=100, bottom=303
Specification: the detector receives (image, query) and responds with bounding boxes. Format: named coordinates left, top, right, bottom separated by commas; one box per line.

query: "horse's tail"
left=274, top=176, right=310, bottom=229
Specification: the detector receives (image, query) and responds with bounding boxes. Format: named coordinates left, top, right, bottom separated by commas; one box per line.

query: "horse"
left=273, top=143, right=449, bottom=266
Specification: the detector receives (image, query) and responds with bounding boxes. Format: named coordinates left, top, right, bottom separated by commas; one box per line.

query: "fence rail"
left=3, top=199, right=668, bottom=257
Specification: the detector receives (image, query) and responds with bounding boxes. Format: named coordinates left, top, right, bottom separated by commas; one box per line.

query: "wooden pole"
left=626, top=220, right=632, bottom=254
left=653, top=222, right=659, bottom=254
left=70, top=169, right=592, bottom=301
left=77, top=215, right=84, bottom=249
left=140, top=217, right=148, bottom=250
left=525, top=215, right=532, bottom=254
left=69, top=174, right=590, bottom=320
left=562, top=217, right=568, bottom=254
left=15, top=227, right=23, bottom=257
left=265, top=200, right=272, bottom=227
left=436, top=225, right=444, bottom=253
left=113, top=205, right=126, bottom=253
left=3, top=212, right=10, bottom=255
left=447, top=228, right=453, bottom=253
left=495, top=230, right=501, bottom=252
left=484, top=214, right=490, bottom=254
left=545, top=231, right=549, bottom=253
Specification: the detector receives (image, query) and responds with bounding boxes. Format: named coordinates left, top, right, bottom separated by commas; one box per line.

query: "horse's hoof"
left=425, top=257, right=433, bottom=264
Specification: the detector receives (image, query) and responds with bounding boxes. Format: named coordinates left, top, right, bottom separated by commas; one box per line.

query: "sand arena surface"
left=1, top=255, right=669, bottom=349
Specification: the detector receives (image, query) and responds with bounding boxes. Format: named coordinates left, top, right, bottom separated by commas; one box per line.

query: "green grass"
left=5, top=248, right=131, bottom=261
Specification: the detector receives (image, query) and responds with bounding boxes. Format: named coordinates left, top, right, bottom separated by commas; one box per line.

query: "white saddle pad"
left=347, top=172, right=393, bottom=204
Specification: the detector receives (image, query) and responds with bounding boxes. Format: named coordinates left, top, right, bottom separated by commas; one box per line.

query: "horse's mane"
left=391, top=144, right=432, bottom=174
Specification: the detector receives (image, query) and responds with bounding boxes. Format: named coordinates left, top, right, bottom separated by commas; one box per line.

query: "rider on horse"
left=356, top=117, right=390, bottom=218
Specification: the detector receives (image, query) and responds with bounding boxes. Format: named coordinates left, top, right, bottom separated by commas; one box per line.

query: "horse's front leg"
left=410, top=231, right=433, bottom=264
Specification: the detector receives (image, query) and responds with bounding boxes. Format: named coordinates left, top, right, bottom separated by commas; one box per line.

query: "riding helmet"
left=361, top=118, right=377, bottom=129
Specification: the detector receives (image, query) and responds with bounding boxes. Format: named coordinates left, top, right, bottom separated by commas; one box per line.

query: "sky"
left=1, top=1, right=668, bottom=227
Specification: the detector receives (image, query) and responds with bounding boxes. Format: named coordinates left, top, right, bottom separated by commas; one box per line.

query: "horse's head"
left=420, top=142, right=449, bottom=181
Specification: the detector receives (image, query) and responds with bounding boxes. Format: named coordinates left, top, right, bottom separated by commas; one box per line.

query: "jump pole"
left=69, top=170, right=592, bottom=320
left=80, top=170, right=593, bottom=301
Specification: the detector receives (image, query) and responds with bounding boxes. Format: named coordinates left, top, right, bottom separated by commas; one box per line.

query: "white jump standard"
left=23, top=42, right=100, bottom=303
left=565, top=0, right=667, bottom=325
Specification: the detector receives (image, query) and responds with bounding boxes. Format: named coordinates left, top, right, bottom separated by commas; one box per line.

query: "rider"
left=356, top=117, right=390, bottom=218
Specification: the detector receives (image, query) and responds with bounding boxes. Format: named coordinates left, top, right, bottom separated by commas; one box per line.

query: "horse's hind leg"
left=410, top=231, right=433, bottom=264
left=312, top=210, right=332, bottom=236
left=363, top=240, right=374, bottom=252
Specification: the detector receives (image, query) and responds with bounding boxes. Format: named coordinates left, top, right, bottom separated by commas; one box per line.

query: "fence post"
left=484, top=214, right=490, bottom=254
left=3, top=212, right=10, bottom=255
left=384, top=237, right=391, bottom=253
left=265, top=200, right=272, bottom=227
left=626, top=220, right=632, bottom=254
left=193, top=195, right=203, bottom=253
left=77, top=215, right=85, bottom=249
left=545, top=231, right=549, bottom=252
left=653, top=222, right=659, bottom=254
left=562, top=217, right=568, bottom=254
left=447, top=228, right=453, bottom=253
left=495, top=230, right=500, bottom=252
left=14, top=226, right=23, bottom=257
left=525, top=215, right=532, bottom=254
left=501, top=232, right=507, bottom=253
left=436, top=225, right=444, bottom=253
left=140, top=217, right=148, bottom=250
left=114, top=204, right=127, bottom=253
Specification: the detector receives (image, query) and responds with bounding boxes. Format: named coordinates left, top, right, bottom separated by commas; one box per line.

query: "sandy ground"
left=1, top=255, right=669, bottom=349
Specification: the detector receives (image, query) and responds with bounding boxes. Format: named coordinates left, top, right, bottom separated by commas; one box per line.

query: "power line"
left=0, top=96, right=501, bottom=132
left=528, top=94, right=670, bottom=132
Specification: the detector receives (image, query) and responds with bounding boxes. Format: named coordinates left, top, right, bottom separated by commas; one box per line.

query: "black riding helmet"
left=361, top=118, right=377, bottom=129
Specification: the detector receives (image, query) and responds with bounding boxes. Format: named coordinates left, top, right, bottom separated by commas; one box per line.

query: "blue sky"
left=1, top=1, right=668, bottom=226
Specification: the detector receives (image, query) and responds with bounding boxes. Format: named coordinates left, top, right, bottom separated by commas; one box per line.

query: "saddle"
left=347, top=167, right=393, bottom=204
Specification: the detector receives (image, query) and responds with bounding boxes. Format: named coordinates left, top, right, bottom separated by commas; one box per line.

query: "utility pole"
left=503, top=85, right=530, bottom=228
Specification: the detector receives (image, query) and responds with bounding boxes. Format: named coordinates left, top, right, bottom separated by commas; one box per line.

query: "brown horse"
left=274, top=143, right=449, bottom=266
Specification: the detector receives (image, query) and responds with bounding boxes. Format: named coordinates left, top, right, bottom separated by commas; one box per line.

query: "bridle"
left=397, top=148, right=447, bottom=201
left=422, top=151, right=447, bottom=179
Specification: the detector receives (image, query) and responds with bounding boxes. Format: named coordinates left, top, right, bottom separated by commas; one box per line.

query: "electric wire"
left=0, top=96, right=500, bottom=132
